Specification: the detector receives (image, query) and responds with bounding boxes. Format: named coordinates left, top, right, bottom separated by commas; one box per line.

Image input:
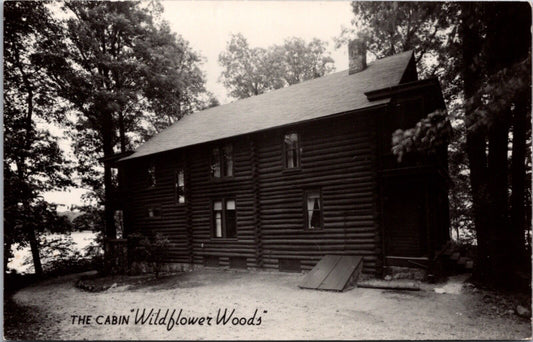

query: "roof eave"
left=364, top=78, right=441, bottom=102
left=117, top=102, right=390, bottom=163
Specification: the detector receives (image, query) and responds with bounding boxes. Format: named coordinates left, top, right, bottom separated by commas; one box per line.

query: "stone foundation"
left=129, top=262, right=196, bottom=274
left=127, top=262, right=302, bottom=275
left=383, top=266, right=427, bottom=281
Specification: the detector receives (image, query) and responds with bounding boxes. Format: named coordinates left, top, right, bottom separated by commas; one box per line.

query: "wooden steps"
left=439, top=246, right=474, bottom=274
left=458, top=256, right=468, bottom=265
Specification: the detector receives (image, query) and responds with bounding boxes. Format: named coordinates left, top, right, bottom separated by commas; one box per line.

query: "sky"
left=43, top=0, right=355, bottom=208
left=161, top=1, right=353, bottom=103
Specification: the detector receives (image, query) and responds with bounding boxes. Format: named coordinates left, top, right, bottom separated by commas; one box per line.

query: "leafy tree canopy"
left=41, top=1, right=209, bottom=149
left=342, top=1, right=531, bottom=286
left=219, top=33, right=335, bottom=100
left=35, top=1, right=212, bottom=238
left=4, top=1, right=74, bottom=274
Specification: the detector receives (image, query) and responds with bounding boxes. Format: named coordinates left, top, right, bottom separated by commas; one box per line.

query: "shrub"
left=128, top=232, right=170, bottom=278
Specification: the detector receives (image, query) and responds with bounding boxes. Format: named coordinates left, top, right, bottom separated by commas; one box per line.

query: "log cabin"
left=114, top=41, right=450, bottom=276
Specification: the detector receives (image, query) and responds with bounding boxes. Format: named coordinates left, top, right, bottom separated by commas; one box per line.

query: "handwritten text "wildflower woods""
left=133, top=308, right=266, bottom=330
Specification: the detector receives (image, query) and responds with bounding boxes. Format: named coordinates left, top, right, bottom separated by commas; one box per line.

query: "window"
left=147, top=164, right=156, bottom=187
left=284, top=133, right=300, bottom=169
left=210, top=147, right=221, bottom=178
left=111, top=167, right=119, bottom=188
left=212, top=199, right=236, bottom=238
left=305, top=190, right=323, bottom=229
left=204, top=255, right=219, bottom=267
left=175, top=168, right=185, bottom=204
left=147, top=208, right=161, bottom=218
left=210, top=143, right=233, bottom=178
left=229, top=257, right=247, bottom=269
left=114, top=210, right=124, bottom=238
left=279, top=258, right=301, bottom=272
left=222, top=144, right=233, bottom=177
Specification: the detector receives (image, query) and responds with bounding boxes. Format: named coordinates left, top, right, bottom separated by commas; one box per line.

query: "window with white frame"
left=210, top=143, right=233, bottom=178
left=305, top=190, right=323, bottom=229
left=175, top=168, right=185, bottom=204
left=284, top=133, right=300, bottom=169
left=212, top=198, right=236, bottom=238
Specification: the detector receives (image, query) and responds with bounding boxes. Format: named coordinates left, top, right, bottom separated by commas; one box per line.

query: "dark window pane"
left=215, top=212, right=222, bottom=237
left=111, top=168, right=119, bottom=188
left=213, top=201, right=222, bottom=237
left=306, top=191, right=321, bottom=229
left=114, top=210, right=124, bottom=239
left=222, top=144, right=233, bottom=177
left=285, top=133, right=298, bottom=148
left=148, top=208, right=160, bottom=218
left=211, top=147, right=221, bottom=178
left=226, top=200, right=236, bottom=238
left=176, top=169, right=185, bottom=203
left=148, top=165, right=156, bottom=186
left=284, top=133, right=299, bottom=168
left=213, top=199, right=237, bottom=238
left=177, top=169, right=184, bottom=187
left=287, top=150, right=295, bottom=168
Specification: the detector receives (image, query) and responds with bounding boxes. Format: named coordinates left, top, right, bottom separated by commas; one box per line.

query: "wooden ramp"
left=299, top=255, right=363, bottom=292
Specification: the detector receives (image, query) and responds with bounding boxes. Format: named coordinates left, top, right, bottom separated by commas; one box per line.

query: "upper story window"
left=147, top=207, right=161, bottom=218
left=284, top=132, right=300, bottom=169
left=212, top=198, right=236, bottom=238
left=147, top=163, right=156, bottom=187
left=111, top=167, right=119, bottom=188
left=175, top=168, right=185, bottom=204
left=210, top=143, right=233, bottom=178
left=305, top=189, right=323, bottom=229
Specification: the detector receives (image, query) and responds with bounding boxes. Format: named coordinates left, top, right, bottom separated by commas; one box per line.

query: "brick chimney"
left=348, top=39, right=367, bottom=74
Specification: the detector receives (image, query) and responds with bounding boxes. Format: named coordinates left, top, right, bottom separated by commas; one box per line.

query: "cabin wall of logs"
left=122, top=107, right=384, bottom=274
left=121, top=96, right=448, bottom=275
left=255, top=111, right=382, bottom=273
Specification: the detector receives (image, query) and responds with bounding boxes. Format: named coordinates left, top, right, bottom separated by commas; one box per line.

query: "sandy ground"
left=7, top=269, right=532, bottom=340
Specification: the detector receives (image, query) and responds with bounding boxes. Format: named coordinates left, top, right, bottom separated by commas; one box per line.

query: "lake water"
left=7, top=230, right=99, bottom=274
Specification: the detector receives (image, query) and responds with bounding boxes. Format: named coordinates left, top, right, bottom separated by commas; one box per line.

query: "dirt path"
left=7, top=270, right=531, bottom=340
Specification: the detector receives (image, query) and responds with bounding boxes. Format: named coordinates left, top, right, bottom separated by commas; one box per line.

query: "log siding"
left=255, top=111, right=380, bottom=274
left=120, top=84, right=449, bottom=275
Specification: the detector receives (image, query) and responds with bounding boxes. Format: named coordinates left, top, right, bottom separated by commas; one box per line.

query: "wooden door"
left=383, top=179, right=428, bottom=257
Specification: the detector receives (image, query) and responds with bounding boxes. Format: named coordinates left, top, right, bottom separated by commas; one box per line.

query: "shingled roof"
left=121, top=50, right=414, bottom=161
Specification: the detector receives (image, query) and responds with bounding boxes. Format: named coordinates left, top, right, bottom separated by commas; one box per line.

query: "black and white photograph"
left=3, top=1, right=532, bottom=340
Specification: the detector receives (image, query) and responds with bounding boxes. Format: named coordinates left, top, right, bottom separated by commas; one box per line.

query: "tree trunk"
left=27, top=221, right=43, bottom=276
left=118, top=111, right=126, bottom=153
left=462, top=2, right=530, bottom=287
left=20, top=186, right=43, bottom=276
left=483, top=2, right=530, bottom=286
left=486, top=115, right=510, bottom=283
left=14, top=43, right=44, bottom=276
left=510, top=104, right=529, bottom=265
left=461, top=2, right=492, bottom=282
left=465, top=128, right=491, bottom=281
left=102, top=111, right=116, bottom=239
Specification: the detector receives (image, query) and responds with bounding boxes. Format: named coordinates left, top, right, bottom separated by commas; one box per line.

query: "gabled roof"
left=121, top=50, right=414, bottom=161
